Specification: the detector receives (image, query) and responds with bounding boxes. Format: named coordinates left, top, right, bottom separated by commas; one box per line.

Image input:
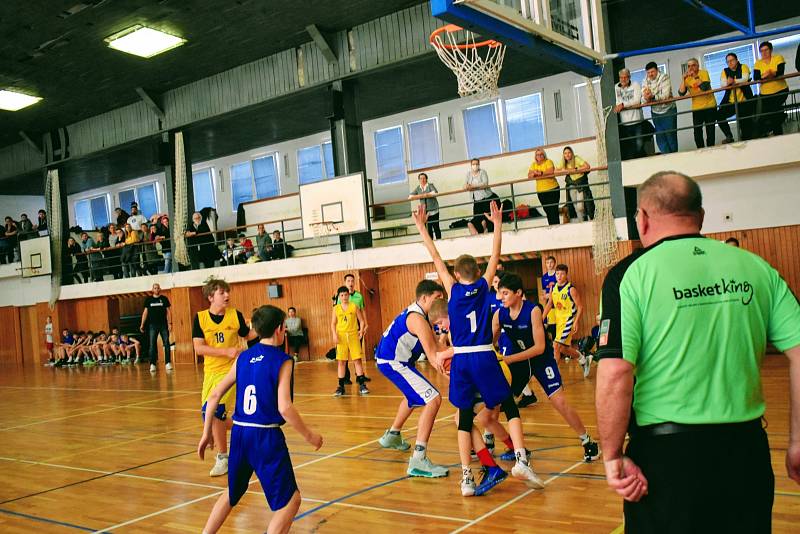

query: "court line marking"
left=0, top=392, right=197, bottom=432
left=0, top=454, right=470, bottom=524
left=449, top=460, right=585, bottom=534
left=93, top=412, right=456, bottom=532
left=293, top=474, right=412, bottom=521
left=0, top=507, right=103, bottom=532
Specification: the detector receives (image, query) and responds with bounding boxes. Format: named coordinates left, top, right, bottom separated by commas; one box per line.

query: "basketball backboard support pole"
left=431, top=0, right=603, bottom=77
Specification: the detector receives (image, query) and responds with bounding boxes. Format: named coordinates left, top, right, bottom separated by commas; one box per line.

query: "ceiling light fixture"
left=105, top=25, right=186, bottom=58
left=0, top=90, right=42, bottom=111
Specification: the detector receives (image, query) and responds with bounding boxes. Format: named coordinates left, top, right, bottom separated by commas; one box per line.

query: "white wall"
left=0, top=195, right=46, bottom=222
left=192, top=130, right=332, bottom=230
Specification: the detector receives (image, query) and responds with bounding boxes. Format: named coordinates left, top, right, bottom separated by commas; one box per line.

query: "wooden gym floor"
left=0, top=356, right=797, bottom=533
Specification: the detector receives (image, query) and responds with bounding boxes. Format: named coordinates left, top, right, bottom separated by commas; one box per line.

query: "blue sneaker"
left=474, top=466, right=508, bottom=496
left=500, top=448, right=531, bottom=462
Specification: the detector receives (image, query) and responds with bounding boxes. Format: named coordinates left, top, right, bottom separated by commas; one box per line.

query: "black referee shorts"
left=624, top=420, right=773, bottom=534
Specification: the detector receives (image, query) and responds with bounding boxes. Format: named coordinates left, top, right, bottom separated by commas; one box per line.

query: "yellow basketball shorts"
left=202, top=370, right=236, bottom=421
left=555, top=320, right=574, bottom=346
left=336, top=332, right=364, bottom=361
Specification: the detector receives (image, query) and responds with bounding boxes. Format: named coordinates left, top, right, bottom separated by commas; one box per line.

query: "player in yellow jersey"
left=193, top=277, right=256, bottom=477
left=542, top=264, right=591, bottom=378
left=331, top=286, right=369, bottom=396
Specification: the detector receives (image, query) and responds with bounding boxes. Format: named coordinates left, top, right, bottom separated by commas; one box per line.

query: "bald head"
left=638, top=171, right=702, bottom=216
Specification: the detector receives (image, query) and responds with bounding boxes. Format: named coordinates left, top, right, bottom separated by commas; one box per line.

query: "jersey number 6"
left=243, top=385, right=257, bottom=415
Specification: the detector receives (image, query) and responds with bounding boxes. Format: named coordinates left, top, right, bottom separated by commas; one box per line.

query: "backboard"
left=299, top=172, right=369, bottom=240
left=431, top=0, right=605, bottom=77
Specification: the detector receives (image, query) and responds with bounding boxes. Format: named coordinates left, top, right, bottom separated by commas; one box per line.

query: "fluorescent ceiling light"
left=0, top=90, right=42, bottom=111
left=106, top=26, right=186, bottom=58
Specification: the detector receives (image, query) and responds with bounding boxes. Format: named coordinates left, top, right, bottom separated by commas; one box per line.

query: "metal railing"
left=617, top=72, right=800, bottom=159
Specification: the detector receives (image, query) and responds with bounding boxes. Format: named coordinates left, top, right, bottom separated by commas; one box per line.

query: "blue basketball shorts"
left=228, top=425, right=297, bottom=511
left=377, top=360, right=439, bottom=408
left=449, top=350, right=511, bottom=410
left=509, top=353, right=563, bottom=398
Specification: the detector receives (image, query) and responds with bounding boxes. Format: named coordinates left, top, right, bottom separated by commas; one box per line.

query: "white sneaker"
left=583, top=354, right=593, bottom=378
left=460, top=473, right=476, bottom=497
left=165, top=362, right=173, bottom=371
left=210, top=453, right=228, bottom=477
left=511, top=462, right=545, bottom=489
left=150, top=364, right=157, bottom=372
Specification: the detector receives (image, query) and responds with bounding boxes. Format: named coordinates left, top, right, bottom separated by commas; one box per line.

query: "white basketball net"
left=431, top=26, right=506, bottom=100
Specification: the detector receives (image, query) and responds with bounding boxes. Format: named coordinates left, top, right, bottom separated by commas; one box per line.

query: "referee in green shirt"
left=596, top=171, right=800, bottom=533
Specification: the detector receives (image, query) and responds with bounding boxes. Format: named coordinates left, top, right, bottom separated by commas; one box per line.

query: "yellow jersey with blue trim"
left=197, top=308, right=244, bottom=374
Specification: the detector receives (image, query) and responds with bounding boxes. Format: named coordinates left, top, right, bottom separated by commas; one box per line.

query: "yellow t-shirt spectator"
left=529, top=159, right=558, bottom=192
left=681, top=69, right=716, bottom=110
left=720, top=63, right=751, bottom=104
left=559, top=155, right=588, bottom=182
left=124, top=231, right=140, bottom=245
left=754, top=55, right=788, bottom=95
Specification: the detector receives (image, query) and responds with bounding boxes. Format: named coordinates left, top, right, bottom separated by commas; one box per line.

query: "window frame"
left=374, top=125, right=407, bottom=186
left=406, top=116, right=442, bottom=171
left=229, top=153, right=281, bottom=212
left=117, top=181, right=160, bottom=218
left=297, top=144, right=334, bottom=185
left=502, top=91, right=547, bottom=153
left=74, top=193, right=111, bottom=231
left=462, top=101, right=503, bottom=159
left=191, top=167, right=217, bottom=211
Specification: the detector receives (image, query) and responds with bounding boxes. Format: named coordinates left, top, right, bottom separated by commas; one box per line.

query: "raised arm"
left=412, top=205, right=455, bottom=292
left=482, top=201, right=503, bottom=285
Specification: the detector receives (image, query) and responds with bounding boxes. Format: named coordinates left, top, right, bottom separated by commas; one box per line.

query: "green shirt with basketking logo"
left=597, top=234, right=800, bottom=426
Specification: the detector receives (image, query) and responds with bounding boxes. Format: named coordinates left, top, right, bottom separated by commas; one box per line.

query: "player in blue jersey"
left=376, top=279, right=452, bottom=478
left=413, top=202, right=544, bottom=497
left=198, top=305, right=322, bottom=534
left=494, top=273, right=600, bottom=462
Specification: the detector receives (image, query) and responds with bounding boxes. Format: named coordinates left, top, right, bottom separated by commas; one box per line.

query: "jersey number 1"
left=243, top=385, right=257, bottom=415
left=466, top=311, right=477, bottom=333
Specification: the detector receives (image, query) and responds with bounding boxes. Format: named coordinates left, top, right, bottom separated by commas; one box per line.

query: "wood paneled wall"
left=4, top=225, right=798, bottom=367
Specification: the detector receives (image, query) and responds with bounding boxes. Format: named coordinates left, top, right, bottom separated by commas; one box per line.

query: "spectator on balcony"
left=3, top=216, right=19, bottom=262
left=239, top=232, right=255, bottom=260
left=140, top=222, right=159, bottom=275
left=255, top=224, right=272, bottom=262
left=36, top=209, right=48, bottom=232
left=106, top=223, right=123, bottom=279
left=154, top=215, right=172, bottom=273
left=410, top=172, right=441, bottom=239
left=66, top=236, right=85, bottom=284
left=18, top=213, right=35, bottom=240
left=718, top=53, right=756, bottom=141
left=614, top=68, right=648, bottom=159
left=127, top=202, right=147, bottom=229
left=559, top=146, right=595, bottom=222
left=528, top=147, right=560, bottom=226
left=185, top=211, right=215, bottom=270
left=641, top=62, right=678, bottom=154
left=114, top=207, right=130, bottom=228
left=465, top=158, right=499, bottom=235
left=222, top=237, right=246, bottom=266
left=679, top=58, right=720, bottom=148
left=121, top=223, right=141, bottom=278
left=754, top=41, right=788, bottom=137
left=80, top=231, right=101, bottom=282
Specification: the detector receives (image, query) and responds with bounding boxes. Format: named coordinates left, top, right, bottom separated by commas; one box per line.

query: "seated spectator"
left=222, top=237, right=244, bottom=266
left=559, top=146, right=595, bottom=222
left=153, top=215, right=171, bottom=273
left=614, top=68, right=648, bottom=159
left=255, top=224, right=272, bottom=261
left=127, top=202, right=147, bottom=229
left=3, top=216, right=19, bottom=262
left=528, top=147, right=560, bottom=226
left=285, top=307, right=305, bottom=359
left=269, top=230, right=293, bottom=260
left=114, top=207, right=130, bottom=228
left=679, top=58, right=720, bottom=148
left=754, top=41, right=788, bottom=137
left=105, top=224, right=123, bottom=279
left=66, top=236, right=85, bottom=284
left=18, top=213, right=35, bottom=239
left=641, top=61, right=678, bottom=154
left=239, top=233, right=255, bottom=259
left=121, top=223, right=141, bottom=278
left=464, top=158, right=499, bottom=235
left=410, top=172, right=441, bottom=239
left=36, top=209, right=48, bottom=232
left=718, top=53, right=756, bottom=141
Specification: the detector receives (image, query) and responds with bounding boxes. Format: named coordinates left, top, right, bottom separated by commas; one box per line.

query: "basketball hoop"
left=430, top=24, right=506, bottom=100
